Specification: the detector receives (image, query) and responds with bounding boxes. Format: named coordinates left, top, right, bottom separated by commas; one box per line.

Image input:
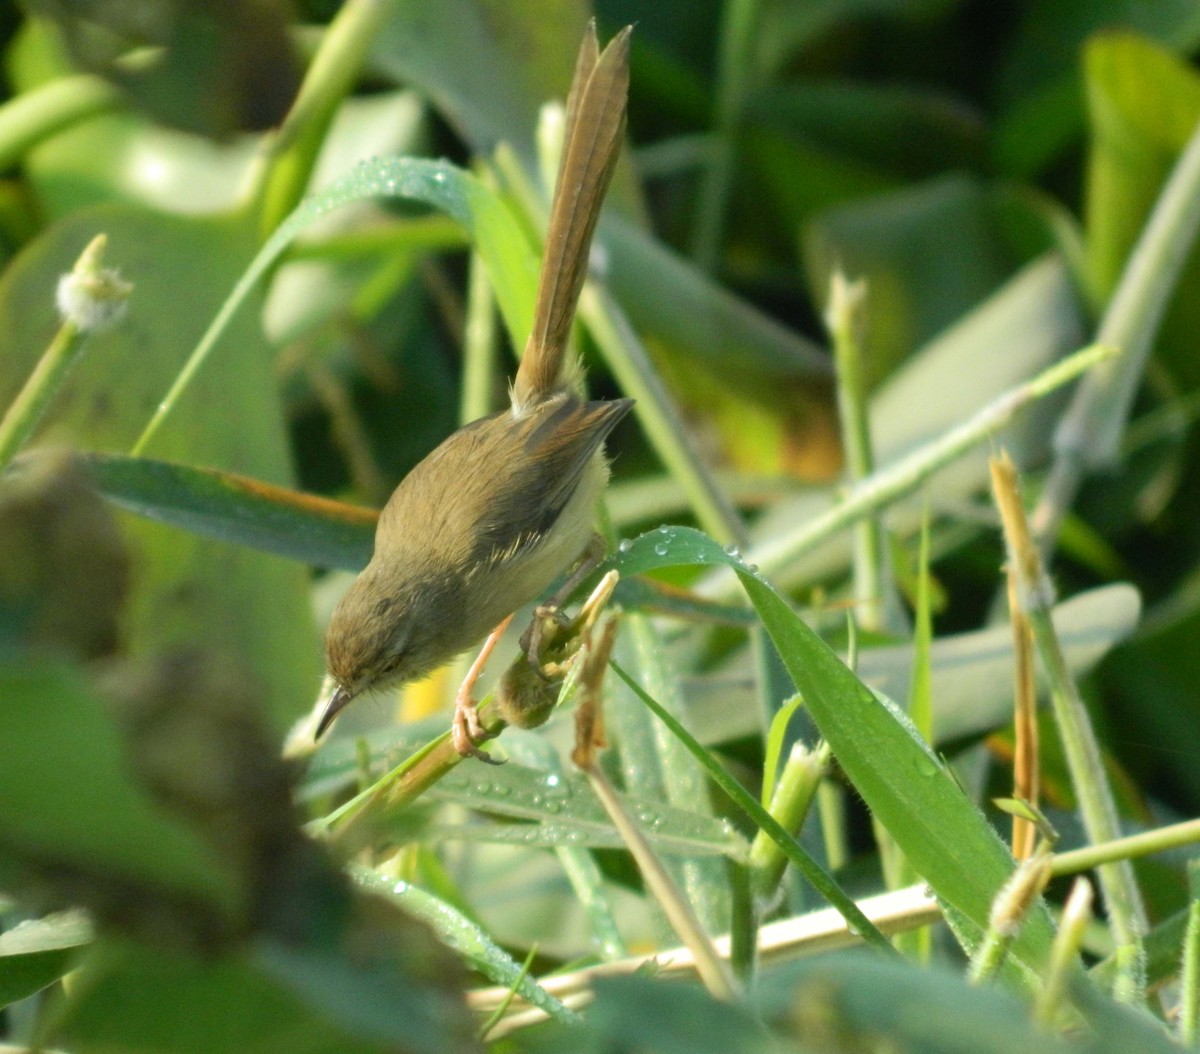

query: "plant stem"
left=0, top=74, right=120, bottom=170
left=251, top=0, right=395, bottom=237
left=581, top=757, right=740, bottom=1001
left=748, top=740, right=829, bottom=901
left=574, top=618, right=739, bottom=1001
left=991, top=453, right=1147, bottom=995
left=469, top=884, right=943, bottom=1035
left=689, top=0, right=761, bottom=271
left=1181, top=861, right=1200, bottom=1046
left=1034, top=112, right=1200, bottom=549
left=1007, top=568, right=1039, bottom=861
left=0, top=235, right=128, bottom=471
left=0, top=318, right=81, bottom=472
left=1052, top=817, right=1200, bottom=876
left=612, top=660, right=898, bottom=956
left=1034, top=877, right=1094, bottom=1026
left=828, top=271, right=898, bottom=634
left=968, top=848, right=1053, bottom=985
left=702, top=343, right=1118, bottom=602
left=461, top=248, right=500, bottom=423
left=581, top=284, right=747, bottom=547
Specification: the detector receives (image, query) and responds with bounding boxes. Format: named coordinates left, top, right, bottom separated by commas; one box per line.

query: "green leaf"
left=585, top=974, right=780, bottom=1054
left=746, top=255, right=1086, bottom=590
left=993, top=0, right=1200, bottom=176
left=605, top=527, right=1057, bottom=979
left=755, top=953, right=1083, bottom=1053
left=354, top=868, right=580, bottom=1027
left=0, top=206, right=321, bottom=729
left=740, top=572, right=1055, bottom=973
left=305, top=728, right=746, bottom=859
left=762, top=694, right=804, bottom=808
left=752, top=81, right=985, bottom=183
left=368, top=0, right=593, bottom=175
left=0, top=910, right=91, bottom=1008
left=27, top=0, right=300, bottom=137
left=1084, top=30, right=1200, bottom=383
left=77, top=451, right=376, bottom=572
left=0, top=660, right=238, bottom=915
left=133, top=158, right=537, bottom=456
left=803, top=175, right=1050, bottom=387
left=49, top=937, right=467, bottom=1054
left=674, top=583, right=1140, bottom=749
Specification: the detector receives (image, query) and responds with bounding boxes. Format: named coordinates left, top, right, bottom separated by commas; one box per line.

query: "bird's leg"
left=452, top=612, right=514, bottom=763
left=521, top=534, right=606, bottom=674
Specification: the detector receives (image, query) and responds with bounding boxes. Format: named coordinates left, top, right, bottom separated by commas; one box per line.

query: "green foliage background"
left=1, top=0, right=1200, bottom=1051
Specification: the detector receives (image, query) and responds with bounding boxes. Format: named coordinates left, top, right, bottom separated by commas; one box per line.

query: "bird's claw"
left=451, top=697, right=504, bottom=765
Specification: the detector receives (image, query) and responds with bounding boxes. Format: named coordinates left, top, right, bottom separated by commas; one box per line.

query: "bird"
left=318, top=23, right=634, bottom=760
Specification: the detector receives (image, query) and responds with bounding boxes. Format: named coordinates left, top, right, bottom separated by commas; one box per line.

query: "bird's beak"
left=315, top=684, right=354, bottom=739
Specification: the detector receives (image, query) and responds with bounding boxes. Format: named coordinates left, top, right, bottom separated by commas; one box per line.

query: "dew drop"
left=618, top=538, right=633, bottom=553
left=724, top=544, right=741, bottom=558
left=545, top=773, right=561, bottom=788
left=653, top=542, right=668, bottom=557
left=658, top=525, right=670, bottom=535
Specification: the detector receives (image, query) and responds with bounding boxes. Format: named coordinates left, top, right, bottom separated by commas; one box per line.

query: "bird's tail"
left=511, top=22, right=631, bottom=413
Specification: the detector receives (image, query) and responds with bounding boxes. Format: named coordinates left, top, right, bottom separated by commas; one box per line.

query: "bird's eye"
left=380, top=648, right=406, bottom=674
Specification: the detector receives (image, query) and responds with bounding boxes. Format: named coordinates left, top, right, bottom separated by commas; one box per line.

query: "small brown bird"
left=319, top=23, right=634, bottom=759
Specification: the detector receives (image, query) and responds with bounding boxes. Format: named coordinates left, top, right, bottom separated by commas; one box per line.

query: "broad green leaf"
left=305, top=727, right=746, bottom=859
left=27, top=0, right=300, bottom=137
left=0, top=661, right=238, bottom=915
left=76, top=451, right=376, bottom=572
left=603, top=212, right=836, bottom=478
left=1102, top=595, right=1200, bottom=803
left=865, top=583, right=1141, bottom=744
left=368, top=0, right=593, bottom=176
left=0, top=910, right=91, bottom=1008
left=133, top=157, right=538, bottom=455
left=752, top=81, right=985, bottom=183
left=1085, top=31, right=1200, bottom=378
left=746, top=254, right=1085, bottom=589
left=585, top=974, right=782, bottom=1054
left=0, top=206, right=321, bottom=729
left=604, top=527, right=1057, bottom=979
left=803, top=175, right=1052, bottom=387
left=754, top=953, right=1095, bottom=1054
left=9, top=22, right=260, bottom=218
left=679, top=583, right=1141, bottom=747
left=993, top=0, right=1200, bottom=176
left=49, top=937, right=470, bottom=1054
